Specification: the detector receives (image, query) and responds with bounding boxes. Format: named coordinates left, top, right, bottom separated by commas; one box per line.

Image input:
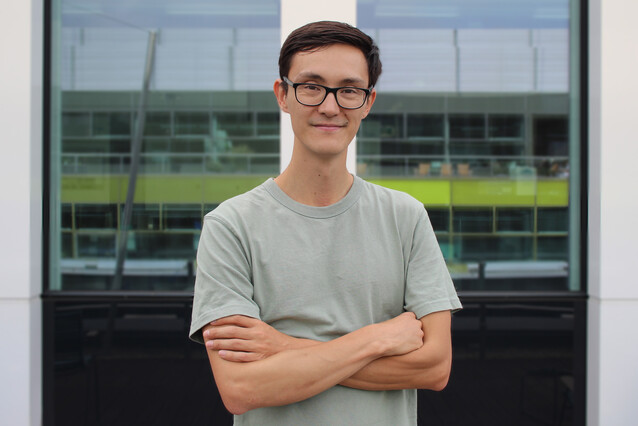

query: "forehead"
left=288, top=44, right=369, bottom=86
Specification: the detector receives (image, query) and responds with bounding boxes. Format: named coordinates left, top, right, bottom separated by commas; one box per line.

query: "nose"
left=317, top=92, right=340, bottom=116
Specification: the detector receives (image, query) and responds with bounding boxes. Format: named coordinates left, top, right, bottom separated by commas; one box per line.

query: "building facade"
left=0, top=0, right=636, bottom=425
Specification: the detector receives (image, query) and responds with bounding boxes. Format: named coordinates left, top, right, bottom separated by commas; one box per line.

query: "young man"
left=190, top=21, right=462, bottom=425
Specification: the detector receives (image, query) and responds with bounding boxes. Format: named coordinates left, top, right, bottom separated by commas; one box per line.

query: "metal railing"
left=61, top=152, right=281, bottom=175
left=357, top=154, right=569, bottom=178
left=61, top=152, right=569, bottom=178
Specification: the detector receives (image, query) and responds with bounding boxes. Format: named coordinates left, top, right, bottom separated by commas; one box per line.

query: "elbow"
left=415, top=358, right=452, bottom=391
left=217, top=379, right=258, bottom=415
left=428, top=369, right=450, bottom=391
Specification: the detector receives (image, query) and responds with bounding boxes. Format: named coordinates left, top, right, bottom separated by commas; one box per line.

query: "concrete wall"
left=587, top=0, right=638, bottom=425
left=0, top=0, right=43, bottom=424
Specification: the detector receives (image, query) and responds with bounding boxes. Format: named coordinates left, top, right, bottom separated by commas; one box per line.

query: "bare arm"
left=203, top=312, right=423, bottom=415
left=340, top=310, right=452, bottom=391
left=206, top=310, right=453, bottom=393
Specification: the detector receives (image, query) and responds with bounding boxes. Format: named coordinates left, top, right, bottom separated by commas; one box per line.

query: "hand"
left=374, top=312, right=424, bottom=357
left=203, top=315, right=305, bottom=362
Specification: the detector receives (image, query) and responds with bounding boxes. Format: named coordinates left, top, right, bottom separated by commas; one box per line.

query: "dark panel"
left=44, top=298, right=584, bottom=426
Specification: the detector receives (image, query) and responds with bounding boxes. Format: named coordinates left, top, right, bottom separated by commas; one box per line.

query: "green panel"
left=62, top=175, right=271, bottom=204
left=537, top=180, right=569, bottom=206
left=452, top=180, right=536, bottom=206
left=367, top=179, right=451, bottom=205
left=61, top=175, right=122, bottom=203
left=203, top=176, right=270, bottom=203
left=131, top=176, right=204, bottom=203
left=61, top=176, right=569, bottom=207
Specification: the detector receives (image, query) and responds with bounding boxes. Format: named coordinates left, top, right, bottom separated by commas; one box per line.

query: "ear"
left=274, top=79, right=290, bottom=113
left=361, top=88, right=377, bottom=119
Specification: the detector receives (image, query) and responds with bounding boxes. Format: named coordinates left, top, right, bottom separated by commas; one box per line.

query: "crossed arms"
left=202, top=310, right=452, bottom=415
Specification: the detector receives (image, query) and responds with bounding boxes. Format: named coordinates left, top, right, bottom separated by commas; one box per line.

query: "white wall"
left=588, top=0, right=638, bottom=425
left=0, top=0, right=43, bottom=425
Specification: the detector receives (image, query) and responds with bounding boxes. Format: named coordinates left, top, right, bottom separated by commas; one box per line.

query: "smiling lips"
left=312, top=122, right=347, bottom=131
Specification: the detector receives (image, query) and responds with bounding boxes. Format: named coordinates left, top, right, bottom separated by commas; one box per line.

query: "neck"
left=275, top=151, right=353, bottom=207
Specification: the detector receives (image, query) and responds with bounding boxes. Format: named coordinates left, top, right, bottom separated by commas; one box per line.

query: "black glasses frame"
left=283, top=77, right=371, bottom=110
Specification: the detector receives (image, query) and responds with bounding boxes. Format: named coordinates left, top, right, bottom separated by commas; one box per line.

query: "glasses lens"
left=336, top=88, right=367, bottom=109
left=296, top=84, right=327, bottom=106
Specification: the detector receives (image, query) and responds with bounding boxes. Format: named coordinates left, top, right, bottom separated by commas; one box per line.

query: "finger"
left=206, top=338, right=261, bottom=352
left=218, top=350, right=264, bottom=363
left=204, top=325, right=252, bottom=341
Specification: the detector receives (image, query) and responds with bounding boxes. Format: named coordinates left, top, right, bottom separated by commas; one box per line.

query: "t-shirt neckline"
left=263, top=175, right=363, bottom=219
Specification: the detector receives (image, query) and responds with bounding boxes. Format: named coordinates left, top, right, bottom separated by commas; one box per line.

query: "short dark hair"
left=278, top=21, right=382, bottom=89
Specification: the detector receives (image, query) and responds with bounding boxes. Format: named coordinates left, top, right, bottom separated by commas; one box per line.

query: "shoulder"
left=204, top=180, right=273, bottom=225
left=358, top=178, right=426, bottom=219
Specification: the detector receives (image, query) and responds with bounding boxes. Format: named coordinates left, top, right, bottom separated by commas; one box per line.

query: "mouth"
left=312, top=122, right=347, bottom=131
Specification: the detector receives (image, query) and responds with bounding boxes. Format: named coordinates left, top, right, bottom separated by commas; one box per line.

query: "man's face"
left=275, top=44, right=376, bottom=159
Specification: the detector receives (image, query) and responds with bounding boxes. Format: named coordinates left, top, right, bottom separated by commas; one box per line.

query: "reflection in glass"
left=77, top=234, right=116, bottom=258
left=175, top=112, right=210, bottom=135
left=538, top=208, right=568, bottom=233
left=450, top=115, right=485, bottom=139
left=51, top=0, right=281, bottom=291
left=75, top=205, right=117, bottom=229
left=93, top=112, right=131, bottom=136
left=62, top=112, right=91, bottom=137
left=163, top=204, right=202, bottom=230
left=407, top=114, right=444, bottom=138
left=496, top=208, right=533, bottom=233
left=453, top=208, right=492, bottom=234
left=357, top=0, right=577, bottom=293
left=428, top=208, right=450, bottom=233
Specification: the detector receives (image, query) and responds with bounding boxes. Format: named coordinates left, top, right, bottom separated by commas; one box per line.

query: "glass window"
left=428, top=208, right=450, bottom=233
left=61, top=204, right=73, bottom=229
left=77, top=234, right=116, bottom=258
left=488, top=115, right=524, bottom=139
left=143, top=112, right=172, bottom=136
left=93, top=112, right=131, bottom=136
left=454, top=236, right=533, bottom=261
left=257, top=112, right=280, bottom=136
left=496, top=208, right=533, bottom=233
left=175, top=112, right=210, bottom=135
left=215, top=112, right=254, bottom=137
left=163, top=204, right=202, bottom=230
left=537, top=236, right=568, bottom=260
left=538, top=208, right=569, bottom=233
left=450, top=115, right=485, bottom=139
left=62, top=112, right=91, bottom=137
left=360, top=114, right=403, bottom=139
left=75, top=204, right=117, bottom=229
left=129, top=204, right=160, bottom=231
left=49, top=0, right=281, bottom=291
left=453, top=208, right=493, bottom=233
left=358, top=0, right=580, bottom=292
left=407, top=114, right=444, bottom=138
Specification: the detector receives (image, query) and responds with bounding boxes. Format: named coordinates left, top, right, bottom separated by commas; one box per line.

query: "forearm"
left=340, top=343, right=451, bottom=391
left=280, top=311, right=453, bottom=391
left=284, top=336, right=450, bottom=391
left=209, top=321, right=409, bottom=414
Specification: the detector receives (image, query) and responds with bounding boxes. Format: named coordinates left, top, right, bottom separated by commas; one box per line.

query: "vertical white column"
left=279, top=0, right=358, bottom=174
left=0, top=0, right=43, bottom=424
left=588, top=0, right=638, bottom=425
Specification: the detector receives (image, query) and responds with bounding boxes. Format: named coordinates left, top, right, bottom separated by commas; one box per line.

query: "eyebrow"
left=295, top=72, right=367, bottom=87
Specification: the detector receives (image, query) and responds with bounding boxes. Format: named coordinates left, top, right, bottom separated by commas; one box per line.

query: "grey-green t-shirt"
left=190, top=176, right=462, bottom=426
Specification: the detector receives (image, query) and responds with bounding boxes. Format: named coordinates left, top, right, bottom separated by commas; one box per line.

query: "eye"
left=301, top=84, right=321, bottom=92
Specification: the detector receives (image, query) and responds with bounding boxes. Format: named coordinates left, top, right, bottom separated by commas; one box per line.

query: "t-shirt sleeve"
left=404, top=208, right=462, bottom=318
left=189, top=215, right=260, bottom=344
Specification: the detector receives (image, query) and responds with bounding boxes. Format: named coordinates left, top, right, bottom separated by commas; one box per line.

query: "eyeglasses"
left=283, top=77, right=371, bottom=110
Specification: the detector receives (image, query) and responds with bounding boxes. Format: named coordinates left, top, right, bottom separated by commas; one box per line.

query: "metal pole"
left=112, top=31, right=157, bottom=290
